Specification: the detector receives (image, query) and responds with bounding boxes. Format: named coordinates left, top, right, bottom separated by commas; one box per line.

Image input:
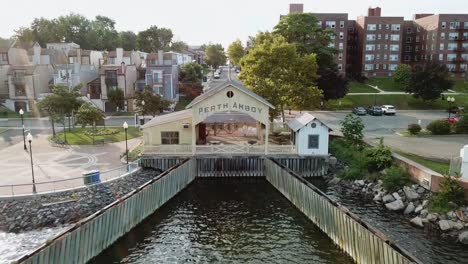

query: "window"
left=389, top=55, right=399, bottom=61
left=465, top=22, right=468, bottom=29
left=326, top=21, right=336, bottom=28
left=0, top=53, right=8, bottom=63
left=327, top=42, right=335, bottom=48
left=416, top=36, right=420, bottom=42
left=339, top=42, right=344, bottom=50
left=407, top=27, right=412, bottom=33
left=464, top=32, right=468, bottom=40
left=152, top=71, right=162, bottom=83
left=390, top=44, right=399, bottom=51
left=338, top=64, right=343, bottom=71
left=364, top=64, right=374, bottom=71
left=391, top=24, right=401, bottom=31
left=406, top=37, right=412, bottom=43
left=390, top=34, right=400, bottom=41
left=432, top=34, right=435, bottom=40
left=447, top=64, right=456, bottom=71
left=448, top=43, right=458, bottom=50
left=447, top=54, right=457, bottom=61
left=366, top=34, right=376, bottom=41
left=389, top=64, right=398, bottom=71
left=340, top=21, right=345, bottom=28
left=431, top=44, right=435, bottom=51
left=367, top=24, right=377, bottom=31
left=366, top=44, right=375, bottom=51
left=308, top=135, right=319, bottom=149
left=405, top=55, right=411, bottom=62
left=384, top=54, right=388, bottom=60
left=365, top=54, right=375, bottom=61
left=386, top=24, right=390, bottom=30
left=415, top=46, right=419, bottom=51
left=385, top=34, right=389, bottom=40
left=449, top=32, right=459, bottom=40
left=108, top=57, right=116, bottom=64
left=378, top=24, right=382, bottom=30
left=317, top=21, right=322, bottom=27
left=406, top=46, right=412, bottom=52
left=376, top=54, right=380, bottom=60
left=450, top=21, right=460, bottom=29
left=376, top=64, right=380, bottom=70
left=384, top=44, right=388, bottom=50
left=441, top=33, right=445, bottom=40
left=383, top=64, right=387, bottom=70
left=338, top=53, right=343, bottom=60
left=330, top=34, right=336, bottom=40
left=439, top=54, right=444, bottom=61
left=378, top=34, right=382, bottom=40
left=377, top=44, right=381, bottom=50
left=161, top=132, right=179, bottom=144
left=442, top=22, right=446, bottom=29
left=339, top=32, right=344, bottom=39
left=461, top=64, right=468, bottom=72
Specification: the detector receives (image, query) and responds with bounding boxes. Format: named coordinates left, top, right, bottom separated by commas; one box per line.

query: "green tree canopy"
left=406, top=62, right=454, bottom=101
left=239, top=32, right=321, bottom=120
left=107, top=88, right=125, bottom=110
left=86, top=15, right=119, bottom=51
left=393, top=64, right=412, bottom=91
left=170, top=41, right=188, bottom=52
left=134, top=86, right=171, bottom=116
left=273, top=13, right=336, bottom=68
left=118, top=31, right=137, bottom=51
left=75, top=103, right=105, bottom=128
left=204, top=43, right=226, bottom=68
left=180, top=62, right=203, bottom=83
left=340, top=114, right=364, bottom=146
left=137, top=26, right=173, bottom=52
left=227, top=40, right=245, bottom=66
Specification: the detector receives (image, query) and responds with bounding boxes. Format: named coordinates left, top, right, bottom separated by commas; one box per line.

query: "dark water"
left=319, top=181, right=468, bottom=264
left=90, top=179, right=353, bottom=264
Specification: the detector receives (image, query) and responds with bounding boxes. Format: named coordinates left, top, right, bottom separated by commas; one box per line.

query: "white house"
left=287, top=112, right=331, bottom=156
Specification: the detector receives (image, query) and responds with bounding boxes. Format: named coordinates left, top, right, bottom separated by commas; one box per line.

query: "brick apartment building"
left=285, top=4, right=468, bottom=79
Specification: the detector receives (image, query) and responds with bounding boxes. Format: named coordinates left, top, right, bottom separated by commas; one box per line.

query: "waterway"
left=90, top=179, right=353, bottom=263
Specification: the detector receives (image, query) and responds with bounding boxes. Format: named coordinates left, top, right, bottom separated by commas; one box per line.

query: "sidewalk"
left=0, top=134, right=142, bottom=187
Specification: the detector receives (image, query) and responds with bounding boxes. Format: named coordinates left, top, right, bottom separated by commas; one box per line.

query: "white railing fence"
left=142, top=144, right=296, bottom=155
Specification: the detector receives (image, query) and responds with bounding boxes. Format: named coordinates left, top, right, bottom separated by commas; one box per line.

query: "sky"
left=1, top=0, right=468, bottom=49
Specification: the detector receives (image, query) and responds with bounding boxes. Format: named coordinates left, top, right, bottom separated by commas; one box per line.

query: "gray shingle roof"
left=185, top=79, right=275, bottom=109
left=287, top=112, right=332, bottom=132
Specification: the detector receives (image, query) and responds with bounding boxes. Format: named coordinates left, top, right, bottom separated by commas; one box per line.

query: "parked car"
left=447, top=117, right=459, bottom=124
left=214, top=72, right=220, bottom=79
left=352, top=107, right=367, bottom=115
left=381, top=105, right=396, bottom=115
left=367, top=106, right=383, bottom=116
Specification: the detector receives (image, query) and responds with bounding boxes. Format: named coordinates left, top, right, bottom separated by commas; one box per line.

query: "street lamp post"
left=19, top=109, right=27, bottom=150
left=26, top=133, right=37, bottom=194
left=447, top=96, right=455, bottom=119
left=123, top=122, right=129, bottom=165
left=141, top=100, right=145, bottom=125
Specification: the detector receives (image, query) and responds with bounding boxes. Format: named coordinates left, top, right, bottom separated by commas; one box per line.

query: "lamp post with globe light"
left=140, top=100, right=145, bottom=125
left=123, top=122, right=129, bottom=165
left=447, top=96, right=455, bottom=119
left=26, top=133, right=37, bottom=194
left=19, top=108, right=27, bottom=150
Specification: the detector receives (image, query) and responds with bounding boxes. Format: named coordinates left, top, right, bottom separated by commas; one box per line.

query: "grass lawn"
left=55, top=127, right=141, bottom=145
left=0, top=106, right=35, bottom=118
left=367, top=77, right=404, bottom=92
left=453, top=80, right=468, bottom=93
left=395, top=151, right=450, bottom=175
left=348, top=81, right=379, bottom=93
left=327, top=94, right=468, bottom=110
left=0, top=128, right=8, bottom=134
left=127, top=144, right=142, bottom=162
left=202, top=68, right=212, bottom=75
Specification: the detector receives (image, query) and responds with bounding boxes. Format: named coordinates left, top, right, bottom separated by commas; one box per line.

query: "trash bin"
left=83, top=170, right=101, bottom=185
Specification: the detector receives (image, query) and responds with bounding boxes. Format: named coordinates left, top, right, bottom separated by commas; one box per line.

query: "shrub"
left=426, top=119, right=451, bottom=135
left=84, top=128, right=119, bottom=137
left=340, top=114, right=364, bottom=146
left=382, top=166, right=412, bottom=192
left=454, top=114, right=468, bottom=134
left=330, top=139, right=368, bottom=180
left=430, top=175, right=465, bottom=214
left=364, top=139, right=393, bottom=172
left=407, top=123, right=422, bottom=135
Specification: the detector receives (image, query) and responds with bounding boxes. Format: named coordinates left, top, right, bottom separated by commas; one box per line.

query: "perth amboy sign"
left=198, top=102, right=264, bottom=115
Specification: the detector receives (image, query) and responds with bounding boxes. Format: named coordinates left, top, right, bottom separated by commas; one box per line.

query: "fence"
left=196, top=156, right=264, bottom=177
left=265, top=158, right=421, bottom=264
left=0, top=162, right=140, bottom=198
left=275, top=156, right=329, bottom=177
left=142, top=144, right=296, bottom=155
left=15, top=158, right=196, bottom=264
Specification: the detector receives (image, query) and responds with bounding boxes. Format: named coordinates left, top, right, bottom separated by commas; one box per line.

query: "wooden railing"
left=142, top=144, right=296, bottom=155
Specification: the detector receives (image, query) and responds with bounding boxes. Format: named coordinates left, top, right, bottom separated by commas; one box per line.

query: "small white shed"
left=287, top=112, right=332, bottom=156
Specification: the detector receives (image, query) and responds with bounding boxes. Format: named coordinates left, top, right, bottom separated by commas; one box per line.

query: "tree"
left=170, top=41, right=188, bottom=52
left=406, top=62, right=454, bottom=101
left=239, top=32, right=321, bottom=121
left=37, top=85, right=83, bottom=136
left=137, top=26, right=173, bottom=52
left=227, top=40, right=245, bottom=66
left=340, top=114, right=364, bottom=146
left=393, top=64, right=412, bottom=91
left=107, top=88, right=125, bottom=111
left=317, top=68, right=348, bottom=100
left=56, top=14, right=92, bottom=48
left=119, top=31, right=137, bottom=51
left=273, top=13, right=336, bottom=68
left=204, top=44, right=226, bottom=68
left=180, top=62, right=203, bottom=83
left=75, top=103, right=105, bottom=128
left=87, top=15, right=119, bottom=51
left=134, top=86, right=171, bottom=116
